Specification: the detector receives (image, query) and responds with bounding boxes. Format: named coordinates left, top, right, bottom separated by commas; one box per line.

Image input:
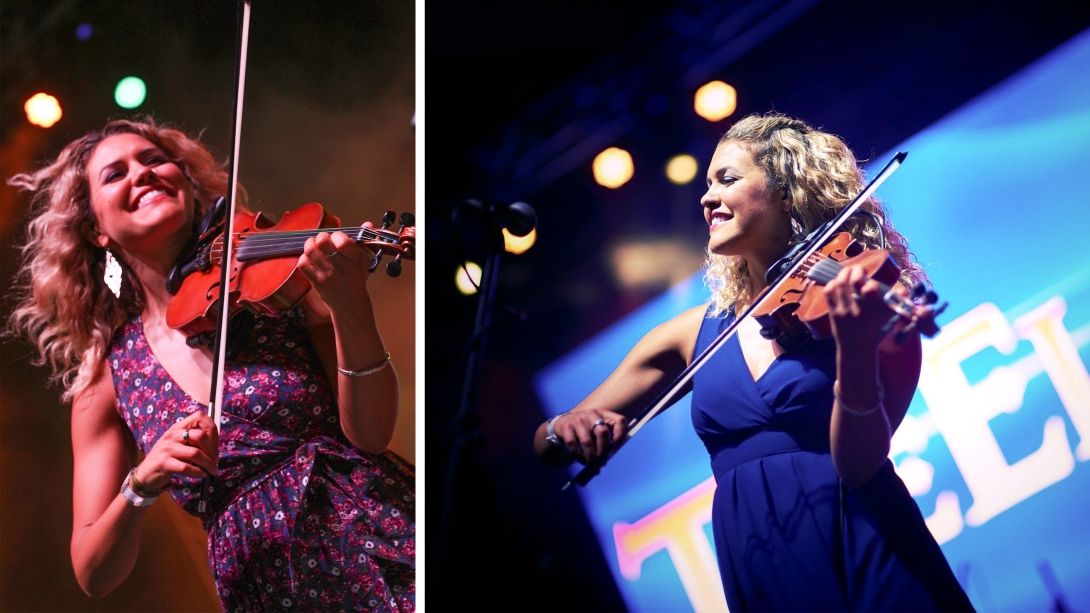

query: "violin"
left=751, top=231, right=945, bottom=352
left=165, top=198, right=414, bottom=347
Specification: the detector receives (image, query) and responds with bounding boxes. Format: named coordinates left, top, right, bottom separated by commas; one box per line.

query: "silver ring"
left=593, top=418, right=606, bottom=429
left=182, top=429, right=190, bottom=445
left=851, top=292, right=864, bottom=302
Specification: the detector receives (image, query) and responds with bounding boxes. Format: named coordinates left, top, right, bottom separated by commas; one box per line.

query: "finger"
left=329, top=231, right=364, bottom=262
left=575, top=423, right=596, bottom=464
left=165, top=456, right=215, bottom=480
left=177, top=445, right=219, bottom=476
left=593, top=420, right=611, bottom=459
left=313, top=231, right=339, bottom=257
left=182, top=429, right=219, bottom=463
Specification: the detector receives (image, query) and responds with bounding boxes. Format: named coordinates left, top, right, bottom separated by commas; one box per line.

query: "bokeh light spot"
left=115, top=76, right=147, bottom=109
left=24, top=93, right=62, bottom=128
left=76, top=23, right=93, bottom=41
left=503, top=227, right=537, bottom=254
left=666, top=154, right=699, bottom=185
left=456, top=261, right=482, bottom=295
left=593, top=147, right=634, bottom=188
left=694, top=80, right=737, bottom=122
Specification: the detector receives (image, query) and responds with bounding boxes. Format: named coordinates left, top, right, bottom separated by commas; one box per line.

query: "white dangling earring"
left=104, top=249, right=123, bottom=298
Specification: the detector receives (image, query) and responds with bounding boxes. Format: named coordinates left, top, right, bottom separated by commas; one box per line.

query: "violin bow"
left=199, top=0, right=251, bottom=513
left=564, top=151, right=908, bottom=490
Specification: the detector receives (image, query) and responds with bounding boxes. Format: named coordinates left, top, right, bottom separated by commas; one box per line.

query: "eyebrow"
left=707, top=165, right=743, bottom=182
left=93, top=147, right=164, bottom=181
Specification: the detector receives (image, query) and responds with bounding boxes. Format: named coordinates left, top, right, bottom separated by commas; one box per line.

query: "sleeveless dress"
left=691, top=308, right=973, bottom=612
left=107, top=309, right=415, bottom=613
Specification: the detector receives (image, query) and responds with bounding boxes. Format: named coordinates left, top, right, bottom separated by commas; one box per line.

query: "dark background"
left=1, top=1, right=414, bottom=610
left=425, top=1, right=1090, bottom=611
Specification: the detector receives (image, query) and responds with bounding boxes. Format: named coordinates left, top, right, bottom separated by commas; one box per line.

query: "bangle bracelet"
left=338, top=352, right=392, bottom=377
left=121, top=468, right=160, bottom=507
left=545, top=412, right=569, bottom=446
left=130, top=466, right=167, bottom=497
left=833, top=380, right=884, bottom=416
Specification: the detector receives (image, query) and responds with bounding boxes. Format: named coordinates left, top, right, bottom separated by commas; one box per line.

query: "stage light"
left=115, top=76, right=147, bottom=109
left=610, top=239, right=704, bottom=289
left=593, top=147, right=634, bottom=188
left=456, top=261, right=482, bottom=295
left=503, top=227, right=536, bottom=254
left=76, top=23, right=92, bottom=41
left=24, top=93, right=62, bottom=128
left=694, top=81, right=736, bottom=122
left=666, top=154, right=699, bottom=185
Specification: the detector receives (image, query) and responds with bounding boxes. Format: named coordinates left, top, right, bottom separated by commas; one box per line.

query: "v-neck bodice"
left=690, top=306, right=837, bottom=478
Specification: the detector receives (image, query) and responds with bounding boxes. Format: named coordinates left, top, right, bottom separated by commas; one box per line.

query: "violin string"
left=206, top=227, right=403, bottom=258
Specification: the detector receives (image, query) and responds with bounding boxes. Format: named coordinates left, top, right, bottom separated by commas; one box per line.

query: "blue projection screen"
left=534, top=27, right=1090, bottom=613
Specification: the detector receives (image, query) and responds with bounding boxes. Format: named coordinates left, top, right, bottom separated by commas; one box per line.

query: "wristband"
left=545, top=412, right=568, bottom=446
left=833, top=380, right=884, bottom=417
left=121, top=467, right=160, bottom=507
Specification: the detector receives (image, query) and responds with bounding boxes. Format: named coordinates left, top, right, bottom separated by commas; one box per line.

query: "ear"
left=79, top=221, right=110, bottom=248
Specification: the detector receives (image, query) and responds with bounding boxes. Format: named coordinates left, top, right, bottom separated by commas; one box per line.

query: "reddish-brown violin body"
left=751, top=232, right=939, bottom=351
left=166, top=202, right=414, bottom=343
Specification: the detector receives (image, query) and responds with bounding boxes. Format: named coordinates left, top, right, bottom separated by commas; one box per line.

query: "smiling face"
left=701, top=140, right=791, bottom=271
left=85, top=133, right=195, bottom=258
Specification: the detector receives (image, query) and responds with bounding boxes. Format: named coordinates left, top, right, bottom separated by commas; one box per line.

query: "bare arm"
left=299, top=230, right=398, bottom=454
left=71, top=361, right=218, bottom=597
left=533, top=304, right=706, bottom=468
left=825, top=266, right=924, bottom=486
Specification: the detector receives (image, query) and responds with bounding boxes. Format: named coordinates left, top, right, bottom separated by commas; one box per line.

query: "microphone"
left=456, top=199, right=537, bottom=237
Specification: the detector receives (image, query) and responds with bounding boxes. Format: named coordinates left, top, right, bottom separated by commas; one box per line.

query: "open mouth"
left=708, top=212, right=731, bottom=230
left=134, top=188, right=170, bottom=210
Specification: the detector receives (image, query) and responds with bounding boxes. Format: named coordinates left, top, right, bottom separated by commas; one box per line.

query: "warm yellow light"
left=593, top=147, right=634, bottom=188
left=666, top=154, right=699, bottom=185
left=503, top=227, right=536, bottom=254
left=455, top=261, right=482, bottom=295
left=694, top=81, right=736, bottom=122
left=25, top=93, right=62, bottom=128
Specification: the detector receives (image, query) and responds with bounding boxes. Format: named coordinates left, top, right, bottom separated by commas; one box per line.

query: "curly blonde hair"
left=705, top=113, right=926, bottom=315
left=6, top=118, right=237, bottom=402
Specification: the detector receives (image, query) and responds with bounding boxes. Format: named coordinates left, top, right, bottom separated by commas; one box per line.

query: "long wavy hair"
left=705, top=113, right=926, bottom=315
left=6, top=118, right=237, bottom=402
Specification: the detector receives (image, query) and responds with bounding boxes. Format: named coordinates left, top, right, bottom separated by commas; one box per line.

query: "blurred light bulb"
left=503, top=227, right=536, bottom=254
left=115, top=76, right=147, bottom=109
left=666, top=154, right=699, bottom=185
left=456, top=261, right=482, bottom=295
left=25, top=93, right=62, bottom=128
left=694, top=81, right=736, bottom=122
left=593, top=147, right=634, bottom=188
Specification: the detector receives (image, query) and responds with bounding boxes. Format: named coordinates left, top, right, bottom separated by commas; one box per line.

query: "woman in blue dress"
left=534, top=113, right=973, bottom=611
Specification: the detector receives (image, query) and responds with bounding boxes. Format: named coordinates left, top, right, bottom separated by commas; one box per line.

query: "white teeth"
left=136, top=189, right=167, bottom=209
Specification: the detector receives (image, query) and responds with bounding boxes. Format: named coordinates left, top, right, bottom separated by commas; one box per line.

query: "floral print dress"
left=108, top=309, right=415, bottom=612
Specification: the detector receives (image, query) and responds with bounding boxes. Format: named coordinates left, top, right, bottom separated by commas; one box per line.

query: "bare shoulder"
left=71, top=359, right=121, bottom=433
left=651, top=304, right=708, bottom=364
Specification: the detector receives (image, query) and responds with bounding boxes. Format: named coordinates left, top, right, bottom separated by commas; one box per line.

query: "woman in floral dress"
left=7, top=118, right=414, bottom=612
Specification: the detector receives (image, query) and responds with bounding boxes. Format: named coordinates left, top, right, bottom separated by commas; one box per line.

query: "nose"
left=134, top=164, right=157, bottom=185
left=700, top=187, right=717, bottom=210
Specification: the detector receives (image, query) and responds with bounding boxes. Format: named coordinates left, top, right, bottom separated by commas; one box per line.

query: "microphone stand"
left=435, top=221, right=505, bottom=576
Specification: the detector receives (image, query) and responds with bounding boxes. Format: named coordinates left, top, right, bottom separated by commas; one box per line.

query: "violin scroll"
left=365, top=210, right=416, bottom=278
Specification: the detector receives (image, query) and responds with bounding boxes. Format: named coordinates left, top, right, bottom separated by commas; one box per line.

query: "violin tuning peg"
left=879, top=314, right=901, bottom=336
left=924, top=290, right=939, bottom=305
left=386, top=254, right=403, bottom=277
left=399, top=212, right=415, bottom=228
left=381, top=210, right=396, bottom=229
left=911, top=283, right=927, bottom=299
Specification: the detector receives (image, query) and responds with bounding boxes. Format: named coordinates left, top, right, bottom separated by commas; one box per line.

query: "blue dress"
left=691, top=308, right=973, bottom=612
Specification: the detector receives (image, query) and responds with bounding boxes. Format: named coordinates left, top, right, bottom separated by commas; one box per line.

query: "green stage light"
left=114, top=76, right=147, bottom=109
